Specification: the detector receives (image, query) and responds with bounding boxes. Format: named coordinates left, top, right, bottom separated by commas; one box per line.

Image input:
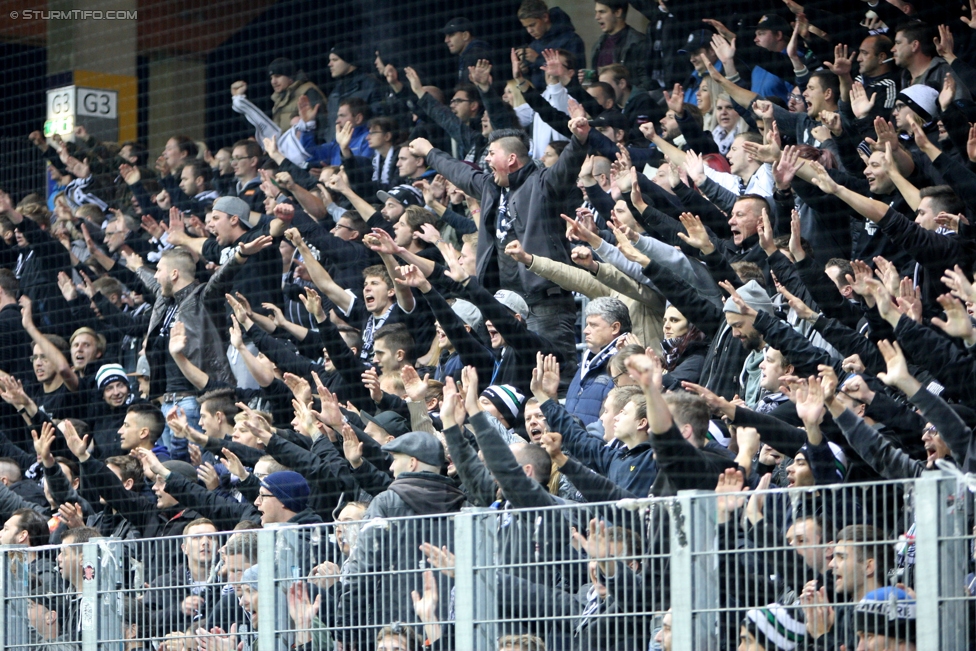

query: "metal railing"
left=1, top=471, right=972, bottom=651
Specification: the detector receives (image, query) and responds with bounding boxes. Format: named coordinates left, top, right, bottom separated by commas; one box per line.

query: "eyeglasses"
left=611, top=371, right=626, bottom=387
left=893, top=102, right=907, bottom=110
left=333, top=223, right=356, bottom=232
left=255, top=491, right=275, bottom=501
left=449, top=98, right=471, bottom=106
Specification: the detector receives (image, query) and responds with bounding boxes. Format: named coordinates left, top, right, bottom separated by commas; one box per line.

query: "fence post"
left=256, top=527, right=286, bottom=651
left=81, top=540, right=99, bottom=651
left=0, top=545, right=30, bottom=651
left=670, top=490, right=719, bottom=651
left=914, top=471, right=969, bottom=651
left=454, top=508, right=496, bottom=651
left=95, top=538, right=122, bottom=651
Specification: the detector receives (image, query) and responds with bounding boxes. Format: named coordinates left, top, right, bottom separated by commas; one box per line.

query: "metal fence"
left=1, top=471, right=972, bottom=651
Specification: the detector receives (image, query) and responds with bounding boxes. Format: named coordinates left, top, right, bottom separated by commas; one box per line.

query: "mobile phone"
left=581, top=69, right=597, bottom=86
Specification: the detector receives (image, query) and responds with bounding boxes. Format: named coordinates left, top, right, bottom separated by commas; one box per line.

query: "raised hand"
left=941, top=265, right=976, bottom=303
left=773, top=145, right=806, bottom=191
left=363, top=227, right=400, bottom=255
left=32, top=421, right=57, bottom=465
left=239, top=235, right=274, bottom=257
left=61, top=418, right=91, bottom=461
left=540, top=48, right=568, bottom=81
left=939, top=71, right=956, bottom=111
left=297, top=95, right=319, bottom=123
left=930, top=294, right=976, bottom=343
left=681, top=150, right=706, bottom=185
left=664, top=83, right=684, bottom=116
left=404, top=67, right=425, bottom=97
left=676, top=212, right=715, bottom=254
left=119, top=163, right=141, bottom=185
left=935, top=24, right=956, bottom=63
left=341, top=423, right=364, bottom=468
left=710, top=33, right=736, bottom=62
left=849, top=82, right=876, bottom=119
left=714, top=468, right=747, bottom=521
left=624, top=351, right=664, bottom=393
left=793, top=376, right=826, bottom=428
left=282, top=373, right=312, bottom=405
left=774, top=278, right=817, bottom=322
left=394, top=264, right=431, bottom=291
left=808, top=161, right=840, bottom=195
left=530, top=352, right=560, bottom=401
left=823, top=43, right=853, bottom=77
left=875, top=340, right=918, bottom=393
left=197, top=463, right=220, bottom=491
left=401, top=364, right=430, bottom=404
left=361, top=367, right=383, bottom=403
left=57, top=271, right=78, bottom=302
left=757, top=208, right=776, bottom=255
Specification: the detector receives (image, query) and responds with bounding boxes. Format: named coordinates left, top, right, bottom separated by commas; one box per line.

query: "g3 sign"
left=77, top=88, right=117, bottom=119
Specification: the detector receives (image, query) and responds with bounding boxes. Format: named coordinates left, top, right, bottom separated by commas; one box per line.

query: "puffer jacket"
left=426, top=134, right=587, bottom=304
left=136, top=257, right=241, bottom=399
left=565, top=338, right=620, bottom=427
left=270, top=72, right=325, bottom=132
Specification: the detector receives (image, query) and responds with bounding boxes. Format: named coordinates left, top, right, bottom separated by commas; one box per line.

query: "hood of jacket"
left=388, top=472, right=466, bottom=515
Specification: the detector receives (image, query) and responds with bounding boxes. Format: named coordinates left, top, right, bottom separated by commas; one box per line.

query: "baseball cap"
left=440, top=17, right=474, bottom=35
left=494, top=289, right=529, bottom=320
left=212, top=196, right=252, bottom=230
left=589, top=110, right=629, bottom=131
left=752, top=14, right=791, bottom=33
left=377, top=184, right=424, bottom=208
left=678, top=29, right=715, bottom=54
left=451, top=299, right=483, bottom=331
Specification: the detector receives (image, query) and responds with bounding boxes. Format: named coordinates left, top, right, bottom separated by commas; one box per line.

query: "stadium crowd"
left=2, top=0, right=976, bottom=649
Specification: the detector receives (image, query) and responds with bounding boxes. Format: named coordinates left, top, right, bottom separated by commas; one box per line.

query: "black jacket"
left=426, top=134, right=587, bottom=304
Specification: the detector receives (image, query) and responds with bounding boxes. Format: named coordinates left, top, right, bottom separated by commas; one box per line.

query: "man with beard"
left=721, top=280, right=776, bottom=406
left=122, top=239, right=271, bottom=454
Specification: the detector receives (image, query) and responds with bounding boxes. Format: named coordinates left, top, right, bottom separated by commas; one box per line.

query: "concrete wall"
left=47, top=0, right=137, bottom=77
left=147, top=55, right=207, bottom=152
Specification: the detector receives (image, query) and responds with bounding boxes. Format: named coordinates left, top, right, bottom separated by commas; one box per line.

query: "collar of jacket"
left=505, top=159, right=538, bottom=191
left=620, top=440, right=651, bottom=456
left=271, top=73, right=310, bottom=105
left=737, top=232, right=760, bottom=254
left=168, top=281, right=198, bottom=305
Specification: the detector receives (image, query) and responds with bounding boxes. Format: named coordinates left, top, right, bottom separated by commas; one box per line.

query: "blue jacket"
left=541, top=398, right=658, bottom=496
left=302, top=124, right=373, bottom=166
left=564, top=365, right=613, bottom=427
left=525, top=8, right=586, bottom=90
left=564, top=339, right=620, bottom=426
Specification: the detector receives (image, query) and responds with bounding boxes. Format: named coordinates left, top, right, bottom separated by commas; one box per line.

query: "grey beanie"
left=723, top=280, right=776, bottom=315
